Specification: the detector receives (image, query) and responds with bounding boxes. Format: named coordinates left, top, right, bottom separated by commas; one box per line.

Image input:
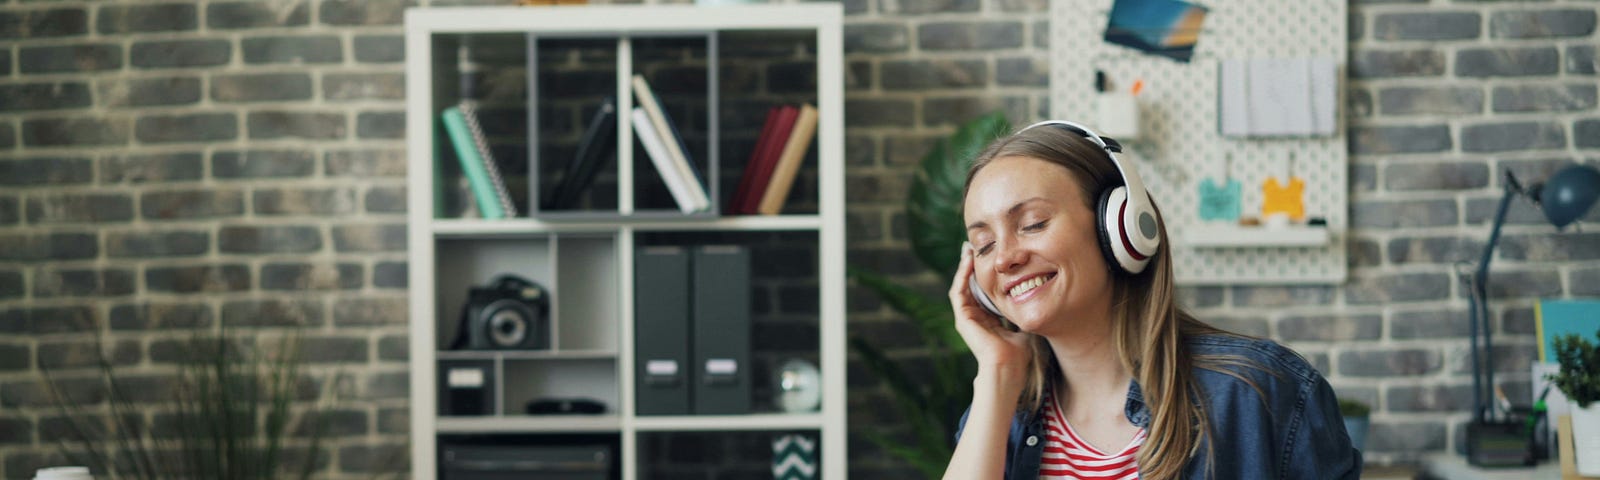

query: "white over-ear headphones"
left=965, top=120, right=1162, bottom=319
left=1018, top=120, right=1161, bottom=275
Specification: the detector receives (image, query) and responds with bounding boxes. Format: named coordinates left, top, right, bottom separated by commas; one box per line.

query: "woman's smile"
left=1005, top=272, right=1057, bottom=302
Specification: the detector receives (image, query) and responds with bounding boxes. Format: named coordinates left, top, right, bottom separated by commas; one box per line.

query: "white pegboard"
left=1051, top=0, right=1348, bottom=285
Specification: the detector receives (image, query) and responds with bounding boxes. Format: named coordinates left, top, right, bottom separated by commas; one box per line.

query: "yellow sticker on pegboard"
left=1262, top=176, right=1305, bottom=221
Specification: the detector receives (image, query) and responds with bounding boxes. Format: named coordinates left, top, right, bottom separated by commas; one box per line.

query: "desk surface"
left=1422, top=453, right=1562, bottom=480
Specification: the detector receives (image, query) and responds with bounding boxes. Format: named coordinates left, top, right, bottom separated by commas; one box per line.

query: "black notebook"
left=545, top=97, right=617, bottom=210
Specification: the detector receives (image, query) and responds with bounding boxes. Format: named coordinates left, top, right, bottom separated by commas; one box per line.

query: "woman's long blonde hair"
left=963, top=126, right=1241, bottom=480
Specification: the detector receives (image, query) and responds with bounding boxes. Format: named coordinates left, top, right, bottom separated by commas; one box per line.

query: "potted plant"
left=1548, top=328, right=1600, bottom=475
left=848, top=111, right=1010, bottom=478
left=43, top=319, right=409, bottom=479
left=1337, top=398, right=1370, bottom=451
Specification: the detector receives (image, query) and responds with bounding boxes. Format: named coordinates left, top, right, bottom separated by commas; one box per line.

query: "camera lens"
left=487, top=308, right=527, bottom=347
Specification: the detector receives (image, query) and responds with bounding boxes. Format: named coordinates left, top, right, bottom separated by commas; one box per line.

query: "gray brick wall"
left=0, top=0, right=412, bottom=477
left=1332, top=0, right=1598, bottom=465
left=3, top=0, right=1598, bottom=478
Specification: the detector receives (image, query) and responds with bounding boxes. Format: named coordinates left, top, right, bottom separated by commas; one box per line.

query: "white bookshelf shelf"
left=1181, top=224, right=1332, bottom=248
left=632, top=413, right=824, bottom=432
left=438, top=415, right=622, bottom=433
left=436, top=349, right=618, bottom=361
left=431, top=215, right=824, bottom=237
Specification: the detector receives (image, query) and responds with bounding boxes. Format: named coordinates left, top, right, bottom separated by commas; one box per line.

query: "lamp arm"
left=1469, top=170, right=1522, bottom=423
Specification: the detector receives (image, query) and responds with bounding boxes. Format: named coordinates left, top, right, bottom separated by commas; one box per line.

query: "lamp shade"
left=1538, top=164, right=1600, bottom=228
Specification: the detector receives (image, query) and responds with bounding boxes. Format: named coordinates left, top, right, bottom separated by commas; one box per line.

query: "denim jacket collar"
left=1125, top=379, right=1150, bottom=429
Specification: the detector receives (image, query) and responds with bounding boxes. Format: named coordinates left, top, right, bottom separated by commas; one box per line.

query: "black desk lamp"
left=1464, top=163, right=1600, bottom=466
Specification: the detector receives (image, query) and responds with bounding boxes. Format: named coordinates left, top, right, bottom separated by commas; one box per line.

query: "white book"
left=1309, top=57, right=1338, bottom=136
left=632, top=107, right=700, bottom=213
left=1218, top=59, right=1250, bottom=137
left=1247, top=57, right=1314, bottom=137
left=631, top=74, right=710, bottom=210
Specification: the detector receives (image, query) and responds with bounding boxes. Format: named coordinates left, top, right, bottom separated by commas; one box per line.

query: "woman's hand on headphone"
left=950, top=242, right=1032, bottom=379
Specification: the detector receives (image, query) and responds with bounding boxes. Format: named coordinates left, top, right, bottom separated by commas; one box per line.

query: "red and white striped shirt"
left=1039, top=394, right=1145, bottom=480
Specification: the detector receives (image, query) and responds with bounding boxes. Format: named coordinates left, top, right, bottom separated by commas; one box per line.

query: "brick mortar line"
left=2, top=184, right=400, bottom=203
left=0, top=184, right=406, bottom=198
left=1355, top=80, right=1595, bottom=91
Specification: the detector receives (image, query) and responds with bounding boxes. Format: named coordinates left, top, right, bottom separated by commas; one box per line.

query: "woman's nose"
left=990, top=238, right=1026, bottom=274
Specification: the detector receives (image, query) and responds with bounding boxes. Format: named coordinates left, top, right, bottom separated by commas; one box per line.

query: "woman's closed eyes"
left=971, top=220, right=1049, bottom=257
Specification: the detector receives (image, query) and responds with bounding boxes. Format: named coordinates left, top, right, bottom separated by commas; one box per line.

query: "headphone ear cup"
left=1098, top=186, right=1156, bottom=275
left=1095, top=186, right=1130, bottom=275
left=967, top=273, right=1002, bottom=317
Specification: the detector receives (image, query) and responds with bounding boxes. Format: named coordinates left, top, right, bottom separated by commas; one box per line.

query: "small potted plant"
left=1548, top=328, right=1600, bottom=475
left=1337, top=398, right=1371, bottom=451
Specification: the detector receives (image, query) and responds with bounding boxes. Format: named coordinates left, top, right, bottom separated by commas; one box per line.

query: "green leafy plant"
left=44, top=322, right=405, bottom=479
left=1337, top=398, right=1370, bottom=418
left=849, top=110, right=1010, bottom=479
left=1547, top=328, right=1600, bottom=409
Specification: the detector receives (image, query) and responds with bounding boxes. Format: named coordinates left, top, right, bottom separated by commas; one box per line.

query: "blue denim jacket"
left=956, top=334, right=1362, bottom=479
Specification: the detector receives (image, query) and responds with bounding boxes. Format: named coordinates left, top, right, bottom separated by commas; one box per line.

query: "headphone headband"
left=1016, top=120, right=1151, bottom=221
left=1015, top=119, right=1160, bottom=273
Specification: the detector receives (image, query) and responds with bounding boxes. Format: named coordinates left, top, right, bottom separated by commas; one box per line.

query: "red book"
left=740, top=104, right=799, bottom=214
left=729, top=106, right=781, bottom=215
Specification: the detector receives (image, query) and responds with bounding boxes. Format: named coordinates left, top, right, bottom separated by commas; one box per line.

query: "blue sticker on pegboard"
left=1198, top=177, right=1241, bottom=221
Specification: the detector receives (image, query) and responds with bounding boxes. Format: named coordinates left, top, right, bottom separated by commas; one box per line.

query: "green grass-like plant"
left=1337, top=398, right=1370, bottom=418
left=43, top=321, right=403, bottom=479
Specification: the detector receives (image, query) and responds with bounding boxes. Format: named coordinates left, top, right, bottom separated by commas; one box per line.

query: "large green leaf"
left=850, top=337, right=952, bottom=479
left=861, top=428, right=949, bottom=479
left=848, top=267, right=965, bottom=353
left=908, top=111, right=1012, bottom=278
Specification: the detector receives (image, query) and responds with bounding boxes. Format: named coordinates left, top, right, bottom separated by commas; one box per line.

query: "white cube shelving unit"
left=405, top=4, right=846, bottom=479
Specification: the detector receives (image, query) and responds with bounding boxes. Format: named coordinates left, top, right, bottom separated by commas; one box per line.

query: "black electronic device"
left=525, top=397, right=607, bottom=415
left=1466, top=420, right=1533, bottom=467
left=440, top=435, right=618, bottom=480
left=452, top=275, right=551, bottom=351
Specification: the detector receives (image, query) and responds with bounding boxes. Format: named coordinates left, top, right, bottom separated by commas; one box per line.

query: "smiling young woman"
left=943, top=121, right=1362, bottom=480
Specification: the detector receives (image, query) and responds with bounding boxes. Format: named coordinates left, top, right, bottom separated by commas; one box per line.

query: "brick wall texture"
left=0, top=0, right=1596, bottom=478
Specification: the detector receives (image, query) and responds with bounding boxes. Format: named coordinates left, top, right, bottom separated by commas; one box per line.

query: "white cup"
left=1263, top=212, right=1292, bottom=229
left=1095, top=93, right=1140, bottom=141
left=34, top=467, right=93, bottom=480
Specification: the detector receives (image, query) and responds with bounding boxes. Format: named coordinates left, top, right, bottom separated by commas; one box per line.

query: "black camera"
left=452, top=275, right=551, bottom=350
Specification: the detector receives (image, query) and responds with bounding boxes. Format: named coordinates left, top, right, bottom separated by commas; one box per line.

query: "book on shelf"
left=755, top=103, right=818, bottom=216
left=544, top=97, right=618, bottom=210
left=459, top=102, right=519, bottom=218
left=441, top=101, right=517, bottom=219
left=433, top=124, right=448, bottom=218
left=631, top=74, right=710, bottom=212
left=632, top=107, right=705, bottom=214
left=727, top=106, right=779, bottom=215
left=734, top=104, right=800, bottom=215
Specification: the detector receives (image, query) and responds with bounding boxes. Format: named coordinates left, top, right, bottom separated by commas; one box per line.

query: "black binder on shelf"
left=439, top=359, right=496, bottom=417
left=690, top=245, right=751, bottom=415
left=633, top=246, right=692, bottom=416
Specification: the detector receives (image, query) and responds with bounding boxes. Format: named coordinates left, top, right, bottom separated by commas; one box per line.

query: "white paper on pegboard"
left=1050, top=0, right=1348, bottom=285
